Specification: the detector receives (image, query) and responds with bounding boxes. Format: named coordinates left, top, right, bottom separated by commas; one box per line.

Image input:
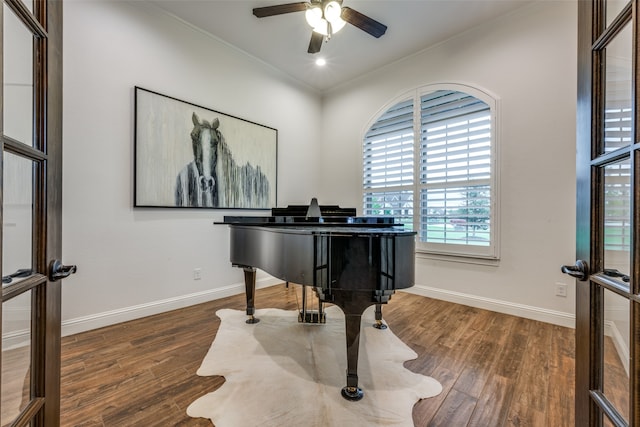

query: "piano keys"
left=217, top=199, right=416, bottom=401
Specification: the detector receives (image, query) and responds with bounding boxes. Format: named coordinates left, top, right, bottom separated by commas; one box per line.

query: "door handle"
left=602, top=268, right=630, bottom=282
left=2, top=268, right=33, bottom=284
left=48, top=260, right=77, bottom=282
left=561, top=259, right=589, bottom=281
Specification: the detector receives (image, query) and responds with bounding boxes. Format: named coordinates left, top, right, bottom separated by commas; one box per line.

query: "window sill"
left=415, top=250, right=500, bottom=267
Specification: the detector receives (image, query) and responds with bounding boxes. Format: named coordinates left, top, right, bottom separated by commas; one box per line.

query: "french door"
left=0, top=0, right=68, bottom=426
left=573, top=1, right=640, bottom=425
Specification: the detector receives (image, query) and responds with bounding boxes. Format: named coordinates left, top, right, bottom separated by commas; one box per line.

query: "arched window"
left=363, top=84, right=499, bottom=259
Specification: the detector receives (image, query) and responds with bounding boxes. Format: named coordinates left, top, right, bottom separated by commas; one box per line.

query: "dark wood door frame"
left=43, top=0, right=64, bottom=423
left=1, top=0, right=63, bottom=425
left=576, top=3, right=596, bottom=425
left=576, top=1, right=639, bottom=425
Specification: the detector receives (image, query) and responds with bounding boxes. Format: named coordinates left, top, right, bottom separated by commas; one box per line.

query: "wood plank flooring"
left=2, top=283, right=605, bottom=426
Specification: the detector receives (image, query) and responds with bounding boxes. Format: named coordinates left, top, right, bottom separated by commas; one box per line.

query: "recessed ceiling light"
left=315, top=58, right=327, bottom=66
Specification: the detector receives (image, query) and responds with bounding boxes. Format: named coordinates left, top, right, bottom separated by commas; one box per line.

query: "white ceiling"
left=147, top=0, right=534, bottom=92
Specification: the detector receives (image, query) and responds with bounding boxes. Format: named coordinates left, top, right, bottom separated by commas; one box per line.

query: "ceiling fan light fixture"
left=305, top=6, right=323, bottom=28
left=306, top=1, right=346, bottom=37
left=313, top=21, right=329, bottom=36
left=324, top=1, right=342, bottom=22
left=328, top=16, right=346, bottom=33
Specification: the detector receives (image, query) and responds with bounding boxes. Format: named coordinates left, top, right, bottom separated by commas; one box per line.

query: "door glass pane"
left=2, top=152, right=33, bottom=284
left=1, top=291, right=32, bottom=425
left=606, top=0, right=628, bottom=27
left=603, top=159, right=630, bottom=278
left=603, top=289, right=630, bottom=424
left=603, top=22, right=632, bottom=154
left=3, top=3, right=34, bottom=147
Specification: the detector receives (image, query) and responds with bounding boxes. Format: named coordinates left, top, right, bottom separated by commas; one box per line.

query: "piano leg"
left=373, top=303, right=388, bottom=330
left=328, top=290, right=384, bottom=401
left=242, top=267, right=260, bottom=324
left=342, top=311, right=364, bottom=401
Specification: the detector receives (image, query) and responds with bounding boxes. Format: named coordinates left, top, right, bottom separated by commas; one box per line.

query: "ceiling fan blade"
left=253, top=2, right=309, bottom=18
left=308, top=31, right=323, bottom=54
left=341, top=7, right=387, bottom=38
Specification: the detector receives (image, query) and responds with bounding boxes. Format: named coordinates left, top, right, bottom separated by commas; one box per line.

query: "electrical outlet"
left=555, top=283, right=567, bottom=297
left=193, top=268, right=202, bottom=280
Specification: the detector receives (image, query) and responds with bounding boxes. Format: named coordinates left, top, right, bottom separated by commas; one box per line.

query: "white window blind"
left=363, top=99, right=415, bottom=230
left=604, top=104, right=632, bottom=153
left=603, top=102, right=632, bottom=252
left=419, top=90, right=492, bottom=252
left=604, top=160, right=631, bottom=252
left=362, top=85, right=498, bottom=260
left=363, top=99, right=414, bottom=189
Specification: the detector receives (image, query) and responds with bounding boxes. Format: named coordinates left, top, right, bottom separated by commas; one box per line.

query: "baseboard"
left=404, top=284, right=576, bottom=328
left=61, top=277, right=282, bottom=337
left=605, top=320, right=630, bottom=376
left=2, top=328, right=30, bottom=350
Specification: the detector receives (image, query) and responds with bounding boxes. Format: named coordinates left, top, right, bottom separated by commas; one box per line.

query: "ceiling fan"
left=252, top=1, right=387, bottom=54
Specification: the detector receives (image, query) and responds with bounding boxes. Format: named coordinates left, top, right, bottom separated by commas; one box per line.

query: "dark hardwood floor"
left=4, top=283, right=615, bottom=426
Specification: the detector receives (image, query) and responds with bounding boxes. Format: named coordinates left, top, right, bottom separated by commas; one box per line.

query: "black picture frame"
left=134, top=87, right=277, bottom=209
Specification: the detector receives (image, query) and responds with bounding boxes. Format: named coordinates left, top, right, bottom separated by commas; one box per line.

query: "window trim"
left=362, top=82, right=501, bottom=261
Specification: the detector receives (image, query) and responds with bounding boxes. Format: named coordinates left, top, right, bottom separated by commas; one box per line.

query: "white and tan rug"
left=187, top=305, right=442, bottom=426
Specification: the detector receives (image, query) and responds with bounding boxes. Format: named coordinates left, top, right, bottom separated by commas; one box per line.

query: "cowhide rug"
left=187, top=305, right=442, bottom=426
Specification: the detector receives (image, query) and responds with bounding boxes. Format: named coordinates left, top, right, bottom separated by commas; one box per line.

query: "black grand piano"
left=217, top=199, right=416, bottom=401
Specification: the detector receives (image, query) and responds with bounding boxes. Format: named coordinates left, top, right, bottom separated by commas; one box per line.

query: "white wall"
left=62, top=0, right=322, bottom=333
left=319, top=2, right=578, bottom=326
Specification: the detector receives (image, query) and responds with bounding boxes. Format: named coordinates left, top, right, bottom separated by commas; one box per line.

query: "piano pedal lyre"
left=297, top=284, right=326, bottom=324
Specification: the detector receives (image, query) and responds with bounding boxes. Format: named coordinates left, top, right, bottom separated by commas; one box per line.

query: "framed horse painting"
left=134, top=87, right=277, bottom=209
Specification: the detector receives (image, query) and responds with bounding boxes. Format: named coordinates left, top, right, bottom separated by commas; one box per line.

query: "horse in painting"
left=175, top=113, right=220, bottom=207
left=175, top=112, right=271, bottom=208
